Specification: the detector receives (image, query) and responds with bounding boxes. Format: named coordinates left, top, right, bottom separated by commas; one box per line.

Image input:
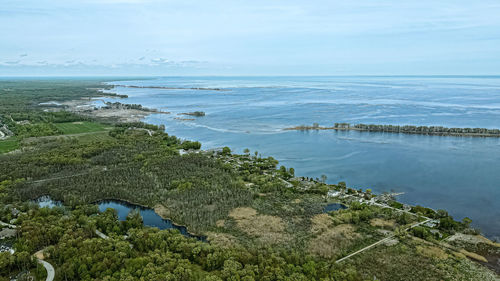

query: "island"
left=1, top=80, right=498, bottom=280
left=285, top=122, right=500, bottom=137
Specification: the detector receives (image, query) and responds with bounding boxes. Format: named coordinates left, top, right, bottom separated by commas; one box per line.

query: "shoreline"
left=284, top=124, right=500, bottom=138
left=57, top=97, right=157, bottom=123
left=39, top=81, right=498, bottom=240
left=90, top=198, right=206, bottom=238
left=112, top=84, right=229, bottom=91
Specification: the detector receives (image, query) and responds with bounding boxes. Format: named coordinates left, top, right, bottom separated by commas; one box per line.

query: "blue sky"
left=1, top=0, right=500, bottom=76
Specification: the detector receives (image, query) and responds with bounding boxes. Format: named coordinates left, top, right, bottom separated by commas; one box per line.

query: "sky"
left=1, top=0, right=500, bottom=76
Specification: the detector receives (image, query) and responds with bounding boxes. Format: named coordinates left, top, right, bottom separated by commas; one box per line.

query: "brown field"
left=308, top=224, right=359, bottom=258
left=416, top=245, right=448, bottom=260
left=228, top=207, right=288, bottom=244
left=206, top=232, right=239, bottom=248
left=370, top=218, right=396, bottom=229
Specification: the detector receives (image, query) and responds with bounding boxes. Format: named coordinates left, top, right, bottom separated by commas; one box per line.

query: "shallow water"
left=103, top=76, right=500, bottom=240
left=324, top=203, right=347, bottom=212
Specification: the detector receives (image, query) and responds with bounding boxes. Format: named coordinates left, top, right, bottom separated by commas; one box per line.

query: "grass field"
left=0, top=137, right=19, bottom=154
left=69, top=131, right=113, bottom=142
left=54, top=121, right=108, bottom=135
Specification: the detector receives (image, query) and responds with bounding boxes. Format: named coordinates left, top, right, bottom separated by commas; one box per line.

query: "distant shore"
left=285, top=123, right=500, bottom=137
left=113, top=84, right=229, bottom=91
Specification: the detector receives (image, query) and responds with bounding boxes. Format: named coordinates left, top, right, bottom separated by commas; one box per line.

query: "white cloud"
left=1, top=60, right=20, bottom=65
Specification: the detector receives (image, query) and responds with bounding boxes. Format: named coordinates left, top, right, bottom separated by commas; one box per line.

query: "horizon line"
left=2, top=74, right=500, bottom=78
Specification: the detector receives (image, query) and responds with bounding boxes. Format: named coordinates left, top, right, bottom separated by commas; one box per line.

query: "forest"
left=1, top=79, right=499, bottom=281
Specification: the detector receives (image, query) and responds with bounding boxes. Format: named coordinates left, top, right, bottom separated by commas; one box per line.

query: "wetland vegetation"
left=1, top=79, right=498, bottom=280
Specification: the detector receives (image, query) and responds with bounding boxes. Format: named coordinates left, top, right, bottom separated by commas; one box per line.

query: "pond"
left=35, top=196, right=63, bottom=208
left=98, top=200, right=205, bottom=241
left=324, top=203, right=347, bottom=212
left=34, top=197, right=205, bottom=241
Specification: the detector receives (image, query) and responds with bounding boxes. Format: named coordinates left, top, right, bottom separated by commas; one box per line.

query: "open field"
left=0, top=137, right=19, bottom=154
left=53, top=121, right=108, bottom=135
left=1, top=80, right=498, bottom=281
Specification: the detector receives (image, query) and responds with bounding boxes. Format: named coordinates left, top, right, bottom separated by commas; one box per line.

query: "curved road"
left=37, top=259, right=55, bottom=281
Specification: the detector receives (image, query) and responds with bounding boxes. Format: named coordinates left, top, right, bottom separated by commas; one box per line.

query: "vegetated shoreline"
left=4, top=79, right=500, bottom=279
left=112, top=84, right=229, bottom=91
left=55, top=97, right=168, bottom=123
left=92, top=198, right=205, bottom=238
left=285, top=122, right=500, bottom=137
left=47, top=83, right=494, bottom=239
left=34, top=195, right=205, bottom=238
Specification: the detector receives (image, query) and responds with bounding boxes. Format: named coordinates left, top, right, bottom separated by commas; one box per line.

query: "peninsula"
left=1, top=80, right=498, bottom=280
left=285, top=122, right=500, bottom=137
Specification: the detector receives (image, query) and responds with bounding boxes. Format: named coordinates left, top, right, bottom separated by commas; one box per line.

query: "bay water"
left=103, top=76, right=500, bottom=239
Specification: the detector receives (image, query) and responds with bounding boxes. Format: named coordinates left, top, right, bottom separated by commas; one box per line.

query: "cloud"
left=1, top=60, right=21, bottom=65
left=150, top=58, right=171, bottom=65
left=148, top=58, right=206, bottom=68
left=19, top=53, right=28, bottom=57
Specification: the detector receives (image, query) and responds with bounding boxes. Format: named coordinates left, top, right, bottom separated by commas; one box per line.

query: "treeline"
left=334, top=122, right=500, bottom=137
left=0, top=125, right=253, bottom=234
left=181, top=111, right=206, bottom=117
left=0, top=79, right=112, bottom=115
left=103, top=101, right=160, bottom=112
left=0, top=111, right=91, bottom=140
left=1, top=204, right=364, bottom=281
left=288, top=122, right=500, bottom=137
left=0, top=79, right=111, bottom=141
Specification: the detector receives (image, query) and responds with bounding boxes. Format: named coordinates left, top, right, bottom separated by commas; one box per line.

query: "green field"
left=0, top=137, right=19, bottom=154
left=54, top=121, right=108, bottom=134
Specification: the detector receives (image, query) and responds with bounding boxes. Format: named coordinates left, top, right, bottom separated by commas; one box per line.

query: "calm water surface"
left=98, top=200, right=204, bottom=240
left=324, top=203, right=348, bottom=212
left=103, top=76, right=500, bottom=240
left=35, top=197, right=204, bottom=240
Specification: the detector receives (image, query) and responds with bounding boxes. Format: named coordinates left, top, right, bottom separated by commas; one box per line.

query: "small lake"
left=35, top=197, right=204, bottom=241
left=324, top=203, right=347, bottom=212
left=35, top=196, right=63, bottom=208
left=98, top=200, right=205, bottom=241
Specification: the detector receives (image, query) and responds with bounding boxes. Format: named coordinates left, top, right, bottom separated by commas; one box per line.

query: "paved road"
left=37, top=259, right=55, bottom=281
left=95, top=229, right=110, bottom=240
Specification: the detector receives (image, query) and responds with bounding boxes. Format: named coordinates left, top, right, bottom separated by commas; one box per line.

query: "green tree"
left=462, top=217, right=472, bottom=228
left=320, top=174, right=327, bottom=183
left=222, top=146, right=231, bottom=155
left=338, top=181, right=346, bottom=190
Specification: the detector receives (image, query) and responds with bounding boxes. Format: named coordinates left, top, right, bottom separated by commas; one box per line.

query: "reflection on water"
left=36, top=196, right=62, bottom=208
left=35, top=197, right=205, bottom=241
left=98, top=200, right=205, bottom=241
